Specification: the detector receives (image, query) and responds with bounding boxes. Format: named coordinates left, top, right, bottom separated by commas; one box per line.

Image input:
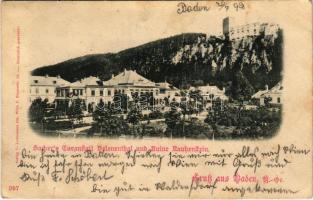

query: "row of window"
left=31, top=87, right=55, bottom=94
left=33, top=80, right=57, bottom=84
left=31, top=87, right=160, bottom=97
left=230, top=29, right=258, bottom=35
left=89, top=89, right=159, bottom=96
left=90, top=90, right=107, bottom=96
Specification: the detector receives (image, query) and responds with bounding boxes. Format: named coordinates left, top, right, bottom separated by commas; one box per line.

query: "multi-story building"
left=103, top=69, right=160, bottom=100
left=30, top=75, right=70, bottom=103
left=223, top=17, right=280, bottom=41
left=31, top=71, right=232, bottom=113
left=54, top=69, right=162, bottom=111
left=55, top=76, right=104, bottom=111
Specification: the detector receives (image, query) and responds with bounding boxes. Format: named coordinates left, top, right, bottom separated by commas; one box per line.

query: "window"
left=108, top=90, right=111, bottom=96
left=91, top=90, right=95, bottom=96
left=34, top=80, right=38, bottom=84
left=100, top=90, right=103, bottom=96
left=277, top=97, right=281, bottom=103
left=80, top=90, right=83, bottom=95
left=53, top=81, right=57, bottom=84
left=46, top=88, right=49, bottom=94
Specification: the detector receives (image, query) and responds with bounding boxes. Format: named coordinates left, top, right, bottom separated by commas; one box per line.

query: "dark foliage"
left=31, top=31, right=283, bottom=100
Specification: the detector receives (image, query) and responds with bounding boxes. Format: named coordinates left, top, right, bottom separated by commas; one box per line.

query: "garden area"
left=28, top=97, right=282, bottom=139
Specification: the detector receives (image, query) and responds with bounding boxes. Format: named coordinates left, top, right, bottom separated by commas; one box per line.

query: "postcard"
left=1, top=0, right=312, bottom=198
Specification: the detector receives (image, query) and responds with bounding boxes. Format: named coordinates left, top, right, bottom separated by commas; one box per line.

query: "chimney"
left=57, top=75, right=60, bottom=79
left=123, top=68, right=126, bottom=75
left=45, top=74, right=49, bottom=78
left=112, top=74, right=114, bottom=78
left=222, top=87, right=226, bottom=93
left=265, top=85, right=268, bottom=91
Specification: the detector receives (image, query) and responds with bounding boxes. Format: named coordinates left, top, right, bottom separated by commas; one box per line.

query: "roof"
left=30, top=75, right=70, bottom=86
left=188, top=86, right=197, bottom=91
left=269, top=82, right=283, bottom=92
left=261, top=82, right=283, bottom=97
left=252, top=90, right=268, bottom=99
left=156, top=82, right=178, bottom=90
left=197, top=85, right=224, bottom=94
left=104, top=69, right=156, bottom=87
left=198, top=85, right=219, bottom=90
left=71, top=76, right=102, bottom=87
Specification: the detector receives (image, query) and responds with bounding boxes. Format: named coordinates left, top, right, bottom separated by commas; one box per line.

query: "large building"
left=31, top=70, right=231, bottom=112
left=222, top=17, right=280, bottom=41
left=30, top=75, right=70, bottom=103
left=103, top=69, right=160, bottom=99
left=55, top=76, right=104, bottom=111
left=53, top=69, right=163, bottom=111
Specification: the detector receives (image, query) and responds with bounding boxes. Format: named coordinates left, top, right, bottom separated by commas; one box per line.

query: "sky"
left=3, top=1, right=287, bottom=70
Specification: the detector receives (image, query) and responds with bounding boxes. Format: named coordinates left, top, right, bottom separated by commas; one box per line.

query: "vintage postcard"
left=1, top=0, right=312, bottom=198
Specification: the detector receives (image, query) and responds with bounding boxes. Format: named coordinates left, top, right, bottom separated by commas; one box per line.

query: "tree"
left=67, top=98, right=84, bottom=131
left=163, top=97, right=170, bottom=106
left=264, top=96, right=272, bottom=107
left=112, top=93, right=128, bottom=114
left=29, top=98, right=48, bottom=123
left=29, top=98, right=49, bottom=133
left=93, top=99, right=111, bottom=136
left=189, top=89, right=204, bottom=114
left=179, top=100, right=191, bottom=135
left=126, top=105, right=143, bottom=135
left=149, top=110, right=163, bottom=119
left=165, top=106, right=181, bottom=138
left=204, top=103, right=224, bottom=140
left=230, top=72, right=255, bottom=101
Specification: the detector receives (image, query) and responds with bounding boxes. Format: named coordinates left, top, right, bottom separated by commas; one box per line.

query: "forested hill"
left=31, top=30, right=283, bottom=100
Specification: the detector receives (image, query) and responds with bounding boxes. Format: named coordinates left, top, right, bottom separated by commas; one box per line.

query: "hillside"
left=31, top=31, right=283, bottom=100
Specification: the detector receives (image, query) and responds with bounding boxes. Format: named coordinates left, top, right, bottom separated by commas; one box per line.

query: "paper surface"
left=1, top=1, right=312, bottom=198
